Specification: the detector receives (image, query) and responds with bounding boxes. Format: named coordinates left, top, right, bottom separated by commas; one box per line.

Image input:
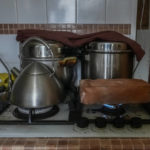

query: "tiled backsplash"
left=0, top=24, right=131, bottom=35
left=0, top=0, right=136, bottom=24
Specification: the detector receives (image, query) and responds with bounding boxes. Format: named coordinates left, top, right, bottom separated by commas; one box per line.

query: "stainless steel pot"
left=20, top=38, right=63, bottom=58
left=82, top=42, right=133, bottom=79
left=19, top=37, right=73, bottom=87
left=10, top=62, right=65, bottom=109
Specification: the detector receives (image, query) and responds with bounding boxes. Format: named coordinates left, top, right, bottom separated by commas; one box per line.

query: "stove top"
left=0, top=104, right=69, bottom=121
left=0, top=104, right=150, bottom=137
left=1, top=103, right=150, bottom=122
left=82, top=104, right=150, bottom=119
left=87, top=104, right=126, bottom=116
left=13, top=106, right=59, bottom=121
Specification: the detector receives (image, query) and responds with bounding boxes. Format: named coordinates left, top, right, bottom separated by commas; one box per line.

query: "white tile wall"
left=106, top=0, right=131, bottom=24
left=47, top=0, right=76, bottom=23
left=0, top=0, right=137, bottom=27
left=0, top=35, right=19, bottom=73
left=77, top=0, right=106, bottom=24
left=17, top=0, right=47, bottom=23
left=0, top=0, right=17, bottom=23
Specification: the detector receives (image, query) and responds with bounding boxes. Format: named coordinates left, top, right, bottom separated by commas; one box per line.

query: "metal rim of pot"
left=88, top=42, right=128, bottom=50
left=21, top=57, right=64, bottom=61
left=85, top=42, right=133, bottom=55
left=86, top=49, right=133, bottom=53
left=19, top=39, right=64, bottom=59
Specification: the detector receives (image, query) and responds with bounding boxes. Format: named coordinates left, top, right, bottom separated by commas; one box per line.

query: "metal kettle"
left=19, top=37, right=75, bottom=88
left=10, top=62, right=65, bottom=109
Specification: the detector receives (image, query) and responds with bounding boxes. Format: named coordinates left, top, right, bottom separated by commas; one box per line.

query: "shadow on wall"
left=134, top=30, right=150, bottom=81
left=0, top=35, right=19, bottom=73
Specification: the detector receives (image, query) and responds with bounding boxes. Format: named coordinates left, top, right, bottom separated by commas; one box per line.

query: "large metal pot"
left=19, top=37, right=73, bottom=87
left=82, top=42, right=133, bottom=79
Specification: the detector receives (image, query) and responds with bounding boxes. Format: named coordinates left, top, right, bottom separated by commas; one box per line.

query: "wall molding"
left=0, top=24, right=131, bottom=35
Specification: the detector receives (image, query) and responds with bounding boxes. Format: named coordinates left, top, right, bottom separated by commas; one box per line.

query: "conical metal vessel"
left=10, top=62, right=64, bottom=109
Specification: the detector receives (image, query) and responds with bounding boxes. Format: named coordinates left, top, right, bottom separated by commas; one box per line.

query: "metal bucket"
left=82, top=42, right=133, bottom=79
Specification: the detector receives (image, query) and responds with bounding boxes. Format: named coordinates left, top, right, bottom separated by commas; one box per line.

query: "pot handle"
left=59, top=57, right=77, bottom=66
left=21, top=37, right=55, bottom=76
left=0, top=57, right=13, bottom=92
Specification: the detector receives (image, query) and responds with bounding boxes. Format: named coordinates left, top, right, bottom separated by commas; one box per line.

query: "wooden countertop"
left=0, top=138, right=149, bottom=150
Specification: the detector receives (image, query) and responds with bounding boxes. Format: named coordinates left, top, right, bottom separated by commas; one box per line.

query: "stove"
left=0, top=103, right=150, bottom=137
left=0, top=104, right=69, bottom=121
left=0, top=102, right=150, bottom=127
left=1, top=89, right=150, bottom=138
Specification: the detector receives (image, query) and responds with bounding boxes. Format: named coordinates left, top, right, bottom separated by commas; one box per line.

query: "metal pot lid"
left=88, top=42, right=130, bottom=52
left=23, top=62, right=50, bottom=75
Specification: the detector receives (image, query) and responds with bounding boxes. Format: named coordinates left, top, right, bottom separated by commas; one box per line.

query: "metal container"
left=19, top=37, right=73, bottom=87
left=82, top=42, right=133, bottom=79
left=10, top=62, right=64, bottom=109
left=20, top=39, right=63, bottom=58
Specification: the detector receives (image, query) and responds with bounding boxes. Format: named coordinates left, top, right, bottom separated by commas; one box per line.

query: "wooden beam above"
left=137, top=0, right=149, bottom=29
